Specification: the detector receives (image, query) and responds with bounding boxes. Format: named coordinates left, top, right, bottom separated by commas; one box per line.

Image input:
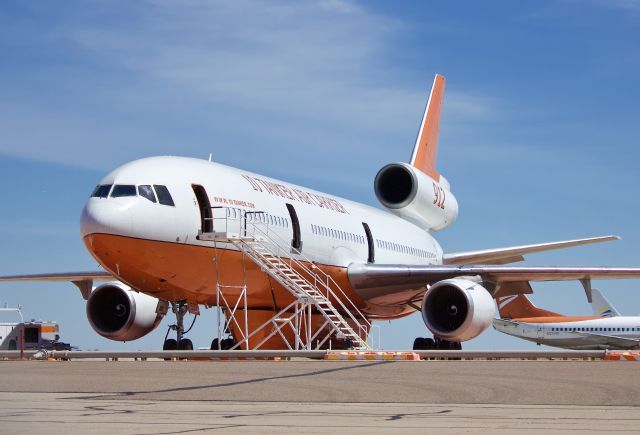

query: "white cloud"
left=0, top=0, right=501, bottom=174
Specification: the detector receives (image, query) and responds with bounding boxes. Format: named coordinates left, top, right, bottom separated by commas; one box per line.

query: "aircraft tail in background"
left=496, top=294, right=562, bottom=319
left=590, top=288, right=621, bottom=317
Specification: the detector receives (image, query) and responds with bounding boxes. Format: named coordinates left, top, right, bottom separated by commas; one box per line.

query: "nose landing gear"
left=163, top=301, right=197, bottom=351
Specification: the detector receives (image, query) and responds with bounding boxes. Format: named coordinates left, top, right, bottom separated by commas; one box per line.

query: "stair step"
left=234, top=236, right=371, bottom=349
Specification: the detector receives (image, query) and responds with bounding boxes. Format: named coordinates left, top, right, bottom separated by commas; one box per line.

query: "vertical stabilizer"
left=496, top=294, right=562, bottom=319
left=590, top=288, right=620, bottom=317
left=410, top=74, right=446, bottom=181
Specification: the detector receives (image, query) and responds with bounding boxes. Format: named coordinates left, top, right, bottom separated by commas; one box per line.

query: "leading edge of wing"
left=0, top=271, right=114, bottom=283
left=442, top=235, right=620, bottom=265
left=347, top=263, right=640, bottom=291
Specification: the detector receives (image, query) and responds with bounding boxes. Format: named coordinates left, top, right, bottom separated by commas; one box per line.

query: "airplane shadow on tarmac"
left=74, top=360, right=393, bottom=401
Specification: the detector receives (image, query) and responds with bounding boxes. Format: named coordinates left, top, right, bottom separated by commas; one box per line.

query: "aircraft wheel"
left=423, top=338, right=436, bottom=349
left=221, top=338, right=236, bottom=350
left=8, top=340, right=17, bottom=350
left=210, top=338, right=220, bottom=350
left=178, top=339, right=193, bottom=351
left=163, top=338, right=177, bottom=350
left=413, top=337, right=425, bottom=350
left=413, top=337, right=436, bottom=350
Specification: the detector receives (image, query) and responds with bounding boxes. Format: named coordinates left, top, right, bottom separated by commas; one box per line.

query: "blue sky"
left=1, top=0, right=639, bottom=350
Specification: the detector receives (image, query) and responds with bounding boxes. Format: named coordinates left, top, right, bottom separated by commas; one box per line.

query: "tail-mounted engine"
left=374, top=163, right=458, bottom=231
left=86, top=282, right=165, bottom=341
left=421, top=278, right=495, bottom=342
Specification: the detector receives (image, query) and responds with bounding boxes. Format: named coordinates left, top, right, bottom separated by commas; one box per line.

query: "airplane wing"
left=348, top=263, right=640, bottom=300
left=0, top=271, right=115, bottom=299
left=443, top=235, right=619, bottom=265
left=573, top=330, right=640, bottom=349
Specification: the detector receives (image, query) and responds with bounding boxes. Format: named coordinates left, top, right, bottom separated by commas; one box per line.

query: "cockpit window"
left=111, top=185, right=137, bottom=197
left=154, top=185, right=175, bottom=206
left=138, top=185, right=157, bottom=203
left=91, top=184, right=112, bottom=198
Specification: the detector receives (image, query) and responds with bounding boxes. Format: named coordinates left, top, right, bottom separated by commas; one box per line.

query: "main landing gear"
left=210, top=337, right=237, bottom=350
left=163, top=301, right=197, bottom=351
left=413, top=336, right=462, bottom=350
left=209, top=320, right=237, bottom=350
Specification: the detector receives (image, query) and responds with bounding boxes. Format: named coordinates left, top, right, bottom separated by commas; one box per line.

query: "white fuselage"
left=80, top=156, right=444, bottom=317
left=493, top=317, right=640, bottom=350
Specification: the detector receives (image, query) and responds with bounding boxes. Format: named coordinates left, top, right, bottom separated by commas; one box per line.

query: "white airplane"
left=493, top=290, right=640, bottom=350
left=2, top=74, right=640, bottom=351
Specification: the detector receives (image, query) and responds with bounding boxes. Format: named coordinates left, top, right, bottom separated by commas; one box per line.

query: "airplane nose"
left=81, top=199, right=133, bottom=238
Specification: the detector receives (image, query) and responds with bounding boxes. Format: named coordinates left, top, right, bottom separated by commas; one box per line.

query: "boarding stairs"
left=200, top=216, right=371, bottom=350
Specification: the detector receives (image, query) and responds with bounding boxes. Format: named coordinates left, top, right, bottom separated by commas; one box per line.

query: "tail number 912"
left=433, top=182, right=446, bottom=209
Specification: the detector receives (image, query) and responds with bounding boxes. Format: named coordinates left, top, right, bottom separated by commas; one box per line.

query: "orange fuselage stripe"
left=83, top=233, right=417, bottom=319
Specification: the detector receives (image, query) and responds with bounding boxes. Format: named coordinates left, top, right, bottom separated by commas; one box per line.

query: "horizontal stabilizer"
left=443, top=235, right=620, bottom=265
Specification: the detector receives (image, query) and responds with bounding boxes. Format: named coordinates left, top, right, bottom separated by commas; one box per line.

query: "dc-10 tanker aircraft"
left=3, top=74, right=640, bottom=351
left=494, top=289, right=640, bottom=350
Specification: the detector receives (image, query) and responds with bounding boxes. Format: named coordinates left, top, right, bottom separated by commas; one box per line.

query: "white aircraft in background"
left=2, top=74, right=640, bottom=351
left=493, top=289, right=640, bottom=350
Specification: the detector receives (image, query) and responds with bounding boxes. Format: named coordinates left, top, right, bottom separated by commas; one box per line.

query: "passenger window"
left=91, top=184, right=112, bottom=198
left=111, top=185, right=137, bottom=197
left=154, top=185, right=175, bottom=206
left=138, top=185, right=157, bottom=203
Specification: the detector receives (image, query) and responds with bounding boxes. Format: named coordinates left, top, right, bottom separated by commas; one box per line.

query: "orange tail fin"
left=410, top=74, right=445, bottom=181
left=496, top=294, right=562, bottom=319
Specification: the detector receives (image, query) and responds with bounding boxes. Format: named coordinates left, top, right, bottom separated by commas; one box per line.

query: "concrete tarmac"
left=1, top=360, right=639, bottom=433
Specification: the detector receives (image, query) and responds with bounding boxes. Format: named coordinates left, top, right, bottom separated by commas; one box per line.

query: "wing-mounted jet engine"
left=421, top=278, right=495, bottom=342
left=86, top=282, right=165, bottom=341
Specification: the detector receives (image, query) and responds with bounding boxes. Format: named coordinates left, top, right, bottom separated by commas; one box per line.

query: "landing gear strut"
left=412, top=336, right=461, bottom=350
left=163, top=300, right=196, bottom=351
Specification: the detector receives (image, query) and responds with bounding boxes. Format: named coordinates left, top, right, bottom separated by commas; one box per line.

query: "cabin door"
left=362, top=222, right=375, bottom=263
left=286, top=203, right=302, bottom=252
left=192, top=185, right=213, bottom=234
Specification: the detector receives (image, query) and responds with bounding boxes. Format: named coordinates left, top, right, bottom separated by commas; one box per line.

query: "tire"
left=210, top=338, right=220, bottom=350
left=221, top=338, right=235, bottom=350
left=412, top=337, right=425, bottom=350
left=163, top=338, right=177, bottom=350
left=178, top=339, right=193, bottom=351
left=423, top=338, right=435, bottom=350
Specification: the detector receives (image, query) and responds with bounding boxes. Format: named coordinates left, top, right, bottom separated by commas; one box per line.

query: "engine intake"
left=375, top=164, right=417, bottom=208
left=86, top=282, right=164, bottom=341
left=421, top=278, right=494, bottom=342
left=374, top=163, right=458, bottom=231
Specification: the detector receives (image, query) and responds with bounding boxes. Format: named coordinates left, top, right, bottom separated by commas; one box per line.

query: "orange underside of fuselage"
left=83, top=233, right=415, bottom=319
left=84, top=233, right=412, bottom=348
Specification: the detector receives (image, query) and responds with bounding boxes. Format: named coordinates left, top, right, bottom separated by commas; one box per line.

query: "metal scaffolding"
left=199, top=208, right=373, bottom=350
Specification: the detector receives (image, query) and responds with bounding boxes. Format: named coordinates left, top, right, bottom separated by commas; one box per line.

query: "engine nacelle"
left=374, top=163, right=458, bottom=231
left=86, top=282, right=164, bottom=341
left=421, top=278, right=495, bottom=342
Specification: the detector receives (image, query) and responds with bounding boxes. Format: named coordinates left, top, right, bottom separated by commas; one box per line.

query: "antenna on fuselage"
left=208, top=153, right=213, bottom=162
